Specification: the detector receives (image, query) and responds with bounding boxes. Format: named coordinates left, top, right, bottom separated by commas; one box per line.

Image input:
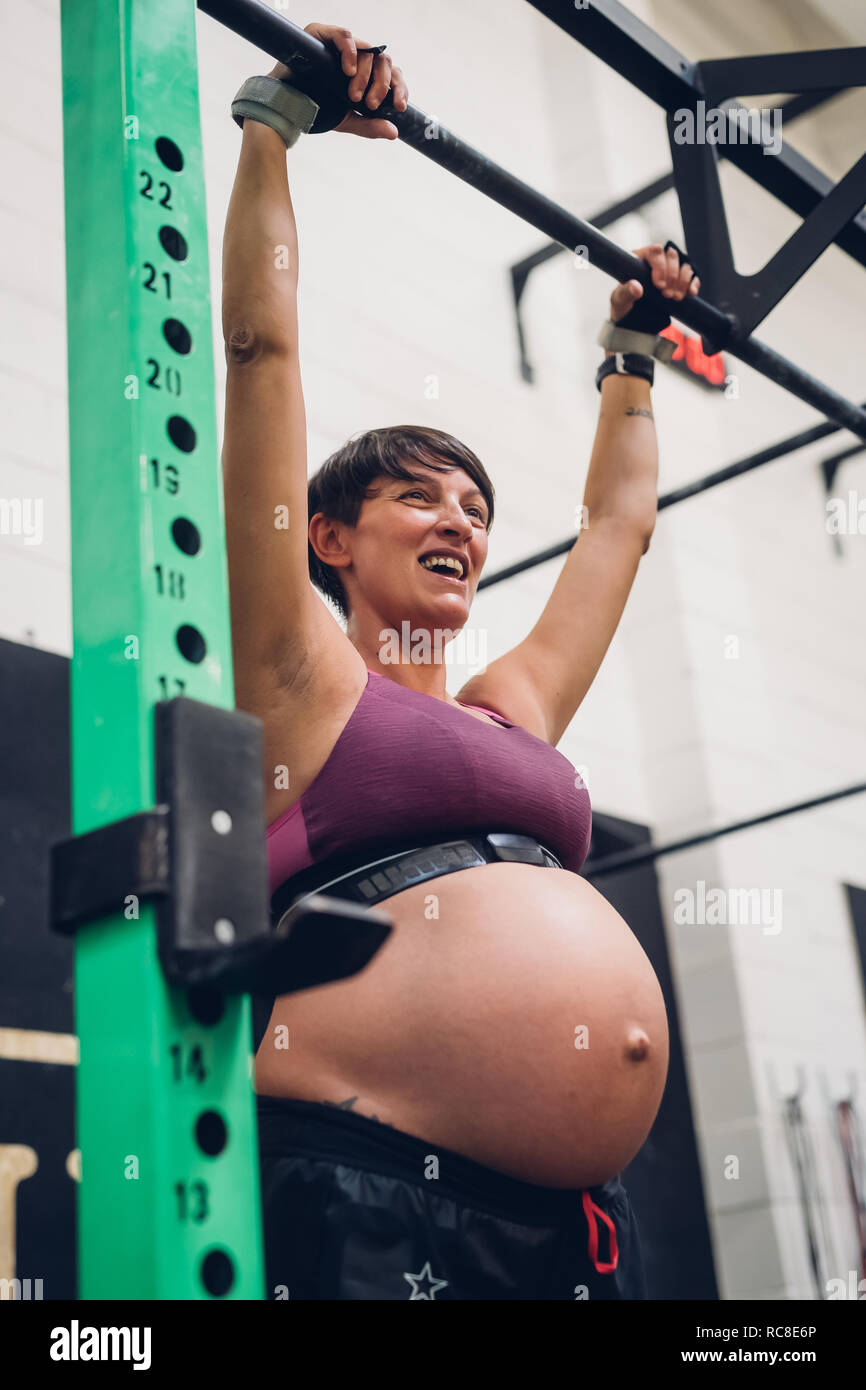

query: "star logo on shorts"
left=403, top=1261, right=449, bottom=1299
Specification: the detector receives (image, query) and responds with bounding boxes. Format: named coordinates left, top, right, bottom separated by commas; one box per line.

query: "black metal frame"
left=198, top=0, right=866, bottom=442
left=527, top=0, right=866, bottom=269
left=668, top=78, right=866, bottom=337
left=511, top=91, right=845, bottom=383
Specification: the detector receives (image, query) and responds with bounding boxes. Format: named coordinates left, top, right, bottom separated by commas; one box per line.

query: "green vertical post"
left=60, top=0, right=264, bottom=1298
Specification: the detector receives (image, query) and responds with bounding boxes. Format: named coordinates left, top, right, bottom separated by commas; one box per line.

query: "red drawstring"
left=582, top=1189, right=619, bottom=1274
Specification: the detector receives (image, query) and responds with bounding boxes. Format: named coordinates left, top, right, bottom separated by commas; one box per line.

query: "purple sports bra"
left=266, top=667, right=592, bottom=894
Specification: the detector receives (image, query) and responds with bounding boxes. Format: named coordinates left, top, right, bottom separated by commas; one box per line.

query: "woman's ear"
left=308, top=512, right=352, bottom=569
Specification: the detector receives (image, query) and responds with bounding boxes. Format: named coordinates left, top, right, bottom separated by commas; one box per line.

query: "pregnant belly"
left=255, top=861, right=670, bottom=1188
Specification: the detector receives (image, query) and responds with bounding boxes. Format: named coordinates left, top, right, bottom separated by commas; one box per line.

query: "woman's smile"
left=418, top=559, right=468, bottom=587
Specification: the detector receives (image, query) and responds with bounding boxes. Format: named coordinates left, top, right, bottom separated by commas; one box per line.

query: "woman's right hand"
left=267, top=22, right=408, bottom=140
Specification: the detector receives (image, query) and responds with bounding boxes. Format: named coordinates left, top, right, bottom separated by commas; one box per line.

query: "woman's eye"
left=401, top=490, right=486, bottom=522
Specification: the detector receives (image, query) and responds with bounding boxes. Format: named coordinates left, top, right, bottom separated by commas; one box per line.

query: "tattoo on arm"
left=625, top=405, right=653, bottom=419
left=323, top=1096, right=394, bottom=1126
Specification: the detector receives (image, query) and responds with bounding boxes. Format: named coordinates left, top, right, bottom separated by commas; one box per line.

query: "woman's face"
left=341, top=462, right=490, bottom=639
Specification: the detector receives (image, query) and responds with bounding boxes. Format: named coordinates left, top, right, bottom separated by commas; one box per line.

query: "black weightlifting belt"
left=270, top=829, right=564, bottom=924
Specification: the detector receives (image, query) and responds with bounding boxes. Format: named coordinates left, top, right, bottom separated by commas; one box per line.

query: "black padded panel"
left=0, top=636, right=76, bottom=1297
left=0, top=638, right=73, bottom=1035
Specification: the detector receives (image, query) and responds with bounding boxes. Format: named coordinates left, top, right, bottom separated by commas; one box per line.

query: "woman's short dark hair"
left=307, top=425, right=495, bottom=620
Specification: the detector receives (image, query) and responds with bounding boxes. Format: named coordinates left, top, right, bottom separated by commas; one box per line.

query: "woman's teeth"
left=419, top=555, right=464, bottom=579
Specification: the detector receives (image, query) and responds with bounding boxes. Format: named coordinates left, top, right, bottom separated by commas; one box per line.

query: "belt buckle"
left=485, top=832, right=547, bottom=866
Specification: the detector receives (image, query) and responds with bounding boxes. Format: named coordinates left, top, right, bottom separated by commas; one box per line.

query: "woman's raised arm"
left=219, top=25, right=407, bottom=714
left=221, top=112, right=314, bottom=709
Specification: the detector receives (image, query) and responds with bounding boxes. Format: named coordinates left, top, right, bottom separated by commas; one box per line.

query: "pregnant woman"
left=222, top=21, right=700, bottom=1300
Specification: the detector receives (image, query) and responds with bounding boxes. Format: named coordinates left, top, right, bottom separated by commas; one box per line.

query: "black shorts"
left=256, top=1095, right=646, bottom=1300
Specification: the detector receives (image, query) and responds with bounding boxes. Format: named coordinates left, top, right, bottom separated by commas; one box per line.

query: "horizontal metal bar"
left=526, top=0, right=866, bottom=262
left=698, top=49, right=866, bottom=102
left=512, top=170, right=676, bottom=283
left=583, top=784, right=866, bottom=878
left=477, top=405, right=866, bottom=589
left=477, top=536, right=574, bottom=589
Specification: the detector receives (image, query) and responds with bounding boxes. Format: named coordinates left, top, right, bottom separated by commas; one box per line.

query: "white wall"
left=626, top=0, right=866, bottom=1298
left=1, top=0, right=864, bottom=1300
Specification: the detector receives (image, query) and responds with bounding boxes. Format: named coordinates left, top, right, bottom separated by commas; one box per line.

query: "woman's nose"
left=438, top=508, right=473, bottom=536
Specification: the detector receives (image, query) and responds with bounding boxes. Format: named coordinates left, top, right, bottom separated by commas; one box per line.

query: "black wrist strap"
left=287, top=41, right=389, bottom=133
left=596, top=352, right=654, bottom=392
left=614, top=239, right=701, bottom=336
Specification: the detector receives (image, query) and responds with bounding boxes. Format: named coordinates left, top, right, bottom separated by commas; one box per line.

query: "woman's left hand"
left=610, top=243, right=701, bottom=323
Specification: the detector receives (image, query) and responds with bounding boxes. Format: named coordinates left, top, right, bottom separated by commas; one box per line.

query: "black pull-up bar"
left=199, top=0, right=866, bottom=442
